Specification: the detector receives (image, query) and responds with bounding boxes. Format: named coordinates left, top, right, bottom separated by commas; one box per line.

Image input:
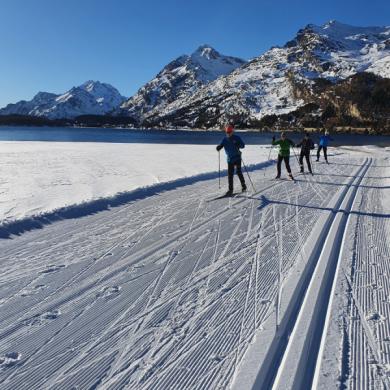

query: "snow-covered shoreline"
left=1, top=140, right=388, bottom=225
left=0, top=141, right=269, bottom=224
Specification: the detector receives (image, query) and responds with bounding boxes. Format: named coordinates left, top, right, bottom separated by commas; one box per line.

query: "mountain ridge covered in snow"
left=1, top=21, right=389, bottom=129
left=140, top=21, right=390, bottom=128
left=119, top=45, right=246, bottom=120
left=0, top=81, right=126, bottom=119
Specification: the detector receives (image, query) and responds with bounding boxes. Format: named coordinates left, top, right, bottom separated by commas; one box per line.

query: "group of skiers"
left=216, top=124, right=333, bottom=196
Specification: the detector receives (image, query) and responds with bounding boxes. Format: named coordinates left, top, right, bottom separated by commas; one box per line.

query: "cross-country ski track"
left=0, top=148, right=389, bottom=389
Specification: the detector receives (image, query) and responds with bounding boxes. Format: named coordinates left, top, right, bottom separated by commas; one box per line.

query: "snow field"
left=0, top=141, right=267, bottom=224
left=0, top=145, right=389, bottom=389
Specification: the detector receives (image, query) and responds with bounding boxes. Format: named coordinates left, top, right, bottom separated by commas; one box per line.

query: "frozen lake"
left=0, top=126, right=389, bottom=146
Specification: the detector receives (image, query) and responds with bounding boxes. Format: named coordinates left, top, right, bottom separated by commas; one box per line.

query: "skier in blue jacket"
left=316, top=130, right=333, bottom=163
left=216, top=124, right=247, bottom=196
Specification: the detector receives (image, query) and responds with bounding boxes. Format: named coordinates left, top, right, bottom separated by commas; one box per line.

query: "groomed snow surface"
left=0, top=142, right=390, bottom=389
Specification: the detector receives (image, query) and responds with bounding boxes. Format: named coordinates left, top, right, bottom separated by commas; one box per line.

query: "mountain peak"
left=194, top=44, right=216, bottom=52
left=308, top=20, right=389, bottom=37
left=301, top=20, right=350, bottom=34
left=304, top=20, right=342, bottom=30
left=286, top=20, right=390, bottom=53
left=81, top=79, right=98, bottom=85
left=324, top=19, right=340, bottom=27
left=121, top=45, right=246, bottom=118
left=191, top=45, right=220, bottom=60
left=80, top=80, right=105, bottom=93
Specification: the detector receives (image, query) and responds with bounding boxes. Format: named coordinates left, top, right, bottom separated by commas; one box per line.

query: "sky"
left=0, top=0, right=389, bottom=107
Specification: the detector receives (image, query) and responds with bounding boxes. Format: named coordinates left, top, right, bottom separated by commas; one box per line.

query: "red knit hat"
left=225, top=124, right=234, bottom=134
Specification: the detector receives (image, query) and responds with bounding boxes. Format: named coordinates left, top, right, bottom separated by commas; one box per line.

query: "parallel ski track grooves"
left=0, top=158, right=358, bottom=389
left=252, top=158, right=370, bottom=390
left=339, top=163, right=390, bottom=390
left=288, top=158, right=372, bottom=389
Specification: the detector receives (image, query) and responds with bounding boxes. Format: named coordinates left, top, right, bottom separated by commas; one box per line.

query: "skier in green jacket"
left=272, top=132, right=295, bottom=180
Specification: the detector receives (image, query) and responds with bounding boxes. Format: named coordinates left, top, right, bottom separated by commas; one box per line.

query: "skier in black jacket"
left=296, top=132, right=315, bottom=174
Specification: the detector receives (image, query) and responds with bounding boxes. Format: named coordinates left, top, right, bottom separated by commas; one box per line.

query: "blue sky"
left=0, top=0, right=389, bottom=107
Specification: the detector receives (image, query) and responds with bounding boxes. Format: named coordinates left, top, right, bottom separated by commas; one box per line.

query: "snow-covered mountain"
left=2, top=22, right=388, bottom=128
left=140, top=21, right=390, bottom=128
left=119, top=45, right=246, bottom=120
left=0, top=81, right=126, bottom=119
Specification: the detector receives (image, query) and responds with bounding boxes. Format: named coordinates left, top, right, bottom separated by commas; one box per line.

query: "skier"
left=216, top=124, right=247, bottom=196
left=272, top=132, right=295, bottom=180
left=296, top=132, right=315, bottom=174
left=316, top=130, right=333, bottom=163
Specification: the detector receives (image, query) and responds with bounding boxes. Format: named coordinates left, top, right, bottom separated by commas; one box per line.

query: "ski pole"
left=233, top=141, right=256, bottom=193
left=264, top=145, right=274, bottom=177
left=218, top=151, right=221, bottom=189
left=309, top=153, right=314, bottom=175
left=292, top=146, right=300, bottom=169
left=241, top=157, right=257, bottom=193
left=267, top=145, right=273, bottom=160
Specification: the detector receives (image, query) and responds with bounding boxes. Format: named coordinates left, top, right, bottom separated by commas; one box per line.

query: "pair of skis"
left=206, top=190, right=249, bottom=202
left=210, top=166, right=315, bottom=202
left=273, top=176, right=296, bottom=183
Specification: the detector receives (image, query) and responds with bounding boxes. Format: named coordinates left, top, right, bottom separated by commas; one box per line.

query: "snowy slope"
left=0, top=81, right=126, bottom=119
left=0, top=92, right=59, bottom=116
left=288, top=20, right=390, bottom=79
left=143, top=21, right=390, bottom=127
left=119, top=45, right=246, bottom=120
left=0, top=146, right=389, bottom=389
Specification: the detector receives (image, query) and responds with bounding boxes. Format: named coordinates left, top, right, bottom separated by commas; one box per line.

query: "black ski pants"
left=228, top=160, right=246, bottom=191
left=299, top=151, right=312, bottom=173
left=317, top=145, right=328, bottom=161
left=277, top=155, right=291, bottom=177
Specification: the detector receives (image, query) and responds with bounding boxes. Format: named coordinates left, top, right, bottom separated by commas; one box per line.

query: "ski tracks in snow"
left=314, top=157, right=390, bottom=390
left=0, top=152, right=388, bottom=389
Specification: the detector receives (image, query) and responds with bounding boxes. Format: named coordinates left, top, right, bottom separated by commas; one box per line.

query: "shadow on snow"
left=243, top=194, right=390, bottom=219
left=0, top=160, right=274, bottom=239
